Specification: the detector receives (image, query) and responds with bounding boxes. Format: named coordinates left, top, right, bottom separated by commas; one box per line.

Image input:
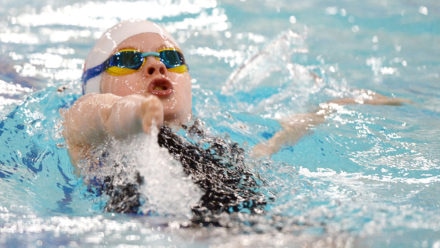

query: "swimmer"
left=63, top=20, right=191, bottom=165
left=62, top=20, right=266, bottom=222
left=62, top=20, right=407, bottom=220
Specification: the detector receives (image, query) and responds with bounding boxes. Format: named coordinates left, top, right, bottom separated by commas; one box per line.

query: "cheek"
left=101, top=74, right=143, bottom=96
left=174, top=74, right=192, bottom=103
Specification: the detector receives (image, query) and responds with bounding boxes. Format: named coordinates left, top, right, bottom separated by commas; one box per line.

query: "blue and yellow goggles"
left=82, top=48, right=188, bottom=82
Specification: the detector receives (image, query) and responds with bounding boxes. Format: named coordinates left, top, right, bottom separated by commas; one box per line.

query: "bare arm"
left=251, top=90, right=410, bottom=157
left=62, top=93, right=163, bottom=165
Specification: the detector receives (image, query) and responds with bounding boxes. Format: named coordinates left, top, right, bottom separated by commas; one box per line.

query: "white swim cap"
left=82, top=20, right=177, bottom=94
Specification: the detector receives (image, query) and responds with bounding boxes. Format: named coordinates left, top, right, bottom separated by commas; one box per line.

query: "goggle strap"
left=82, top=63, right=105, bottom=83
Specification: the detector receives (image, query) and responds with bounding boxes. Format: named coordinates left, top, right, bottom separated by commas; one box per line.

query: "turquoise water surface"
left=1, top=0, right=439, bottom=247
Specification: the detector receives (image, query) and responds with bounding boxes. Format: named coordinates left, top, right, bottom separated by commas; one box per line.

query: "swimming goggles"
left=82, top=48, right=188, bottom=82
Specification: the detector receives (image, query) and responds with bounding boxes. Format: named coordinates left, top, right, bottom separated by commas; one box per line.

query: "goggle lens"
left=105, top=49, right=187, bottom=76
left=159, top=50, right=185, bottom=68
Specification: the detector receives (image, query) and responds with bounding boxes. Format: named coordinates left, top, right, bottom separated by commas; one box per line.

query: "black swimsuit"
left=93, top=121, right=267, bottom=226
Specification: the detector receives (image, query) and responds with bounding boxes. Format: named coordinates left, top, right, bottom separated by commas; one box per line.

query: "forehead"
left=115, top=33, right=179, bottom=51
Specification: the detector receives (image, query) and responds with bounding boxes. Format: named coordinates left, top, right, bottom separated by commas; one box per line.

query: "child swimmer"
left=62, top=20, right=407, bottom=223
left=63, top=20, right=268, bottom=223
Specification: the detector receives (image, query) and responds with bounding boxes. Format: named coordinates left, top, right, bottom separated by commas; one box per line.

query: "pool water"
left=1, top=0, right=439, bottom=247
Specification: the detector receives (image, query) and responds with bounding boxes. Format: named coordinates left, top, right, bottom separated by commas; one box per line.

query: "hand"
left=106, top=94, right=164, bottom=138
left=139, top=95, right=164, bottom=134
left=361, top=90, right=411, bottom=106
left=329, top=90, right=411, bottom=106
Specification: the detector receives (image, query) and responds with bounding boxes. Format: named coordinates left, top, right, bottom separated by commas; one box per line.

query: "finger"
left=140, top=96, right=164, bottom=133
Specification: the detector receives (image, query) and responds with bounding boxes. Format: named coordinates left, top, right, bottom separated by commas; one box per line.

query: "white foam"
left=96, top=129, right=202, bottom=218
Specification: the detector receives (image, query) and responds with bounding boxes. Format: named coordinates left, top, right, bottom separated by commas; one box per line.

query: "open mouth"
left=148, top=78, right=173, bottom=97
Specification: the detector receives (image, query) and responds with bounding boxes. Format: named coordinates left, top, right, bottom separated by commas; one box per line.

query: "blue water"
left=1, top=0, right=439, bottom=247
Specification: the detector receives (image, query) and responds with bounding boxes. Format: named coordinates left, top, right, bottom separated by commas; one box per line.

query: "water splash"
left=221, top=30, right=310, bottom=96
left=80, top=130, right=202, bottom=219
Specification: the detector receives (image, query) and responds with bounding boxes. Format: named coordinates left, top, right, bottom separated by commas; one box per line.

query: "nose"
left=144, top=57, right=166, bottom=76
